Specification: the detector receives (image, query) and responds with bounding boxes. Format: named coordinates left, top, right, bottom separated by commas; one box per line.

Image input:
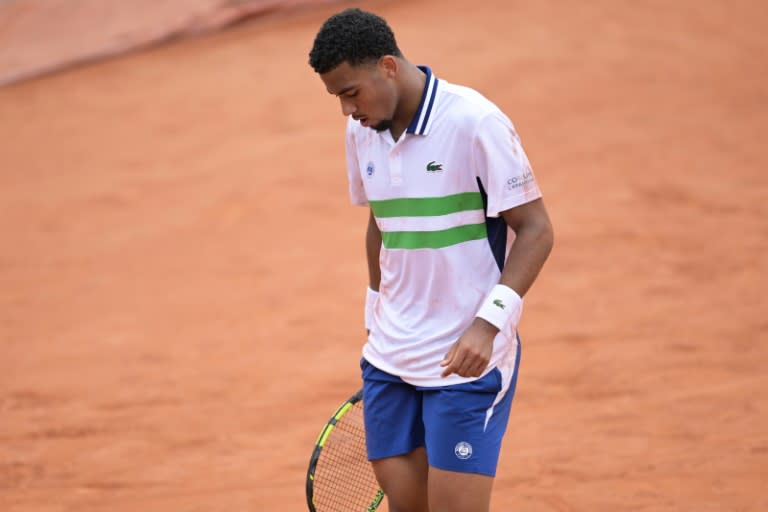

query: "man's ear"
left=379, top=55, right=398, bottom=78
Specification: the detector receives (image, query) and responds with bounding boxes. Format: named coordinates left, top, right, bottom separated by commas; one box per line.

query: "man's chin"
left=371, top=120, right=392, bottom=132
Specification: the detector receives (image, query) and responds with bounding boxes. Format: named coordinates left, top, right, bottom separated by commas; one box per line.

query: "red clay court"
left=1, top=1, right=766, bottom=510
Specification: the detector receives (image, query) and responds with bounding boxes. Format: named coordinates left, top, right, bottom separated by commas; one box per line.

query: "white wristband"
left=476, top=284, right=523, bottom=337
left=365, top=287, right=379, bottom=330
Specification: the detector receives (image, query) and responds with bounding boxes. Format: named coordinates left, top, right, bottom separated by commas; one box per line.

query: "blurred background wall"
left=0, top=0, right=338, bottom=86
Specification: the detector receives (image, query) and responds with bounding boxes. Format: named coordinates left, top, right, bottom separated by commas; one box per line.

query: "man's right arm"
left=366, top=209, right=382, bottom=291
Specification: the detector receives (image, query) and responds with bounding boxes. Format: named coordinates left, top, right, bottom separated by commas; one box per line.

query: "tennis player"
left=309, top=8, right=554, bottom=512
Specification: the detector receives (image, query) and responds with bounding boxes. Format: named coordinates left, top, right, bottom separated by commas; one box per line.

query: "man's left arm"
left=440, top=198, right=553, bottom=378
left=497, top=197, right=554, bottom=297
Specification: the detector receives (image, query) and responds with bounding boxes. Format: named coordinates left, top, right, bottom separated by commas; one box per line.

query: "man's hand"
left=440, top=318, right=499, bottom=378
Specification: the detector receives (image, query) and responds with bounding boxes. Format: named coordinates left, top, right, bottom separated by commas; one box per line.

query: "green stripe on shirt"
left=381, top=223, right=488, bottom=249
left=369, top=192, right=484, bottom=218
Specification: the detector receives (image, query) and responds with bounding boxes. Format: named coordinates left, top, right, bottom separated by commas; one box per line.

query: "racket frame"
left=305, top=389, right=384, bottom=512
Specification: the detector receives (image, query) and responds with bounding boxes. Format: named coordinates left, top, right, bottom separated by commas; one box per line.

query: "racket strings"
left=312, top=401, right=381, bottom=511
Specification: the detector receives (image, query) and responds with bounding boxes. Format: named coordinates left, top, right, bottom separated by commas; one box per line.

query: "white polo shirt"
left=346, top=66, right=542, bottom=387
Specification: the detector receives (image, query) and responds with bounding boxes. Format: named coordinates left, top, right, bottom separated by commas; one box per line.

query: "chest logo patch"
left=426, top=160, right=443, bottom=173
left=366, top=161, right=375, bottom=178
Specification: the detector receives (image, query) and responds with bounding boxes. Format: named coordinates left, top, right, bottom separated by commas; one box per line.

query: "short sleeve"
left=472, top=111, right=542, bottom=217
left=345, top=120, right=368, bottom=206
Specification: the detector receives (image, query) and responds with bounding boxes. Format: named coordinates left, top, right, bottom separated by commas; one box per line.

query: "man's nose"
left=340, top=98, right=356, bottom=116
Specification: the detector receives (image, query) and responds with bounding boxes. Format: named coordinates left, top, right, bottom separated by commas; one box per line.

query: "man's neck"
left=389, top=64, right=427, bottom=141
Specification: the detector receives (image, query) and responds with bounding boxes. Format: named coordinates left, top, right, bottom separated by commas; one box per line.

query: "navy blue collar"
left=405, top=66, right=440, bottom=136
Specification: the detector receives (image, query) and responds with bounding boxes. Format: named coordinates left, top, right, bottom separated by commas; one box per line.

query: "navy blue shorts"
left=360, top=345, right=521, bottom=477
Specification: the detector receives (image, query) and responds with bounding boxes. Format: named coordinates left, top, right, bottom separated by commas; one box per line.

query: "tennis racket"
left=306, top=389, right=384, bottom=512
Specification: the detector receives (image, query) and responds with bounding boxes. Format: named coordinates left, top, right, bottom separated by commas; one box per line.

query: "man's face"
left=320, top=59, right=398, bottom=132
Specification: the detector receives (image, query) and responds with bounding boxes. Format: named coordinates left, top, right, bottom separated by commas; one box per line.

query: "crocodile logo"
left=426, top=161, right=443, bottom=172
left=492, top=299, right=505, bottom=309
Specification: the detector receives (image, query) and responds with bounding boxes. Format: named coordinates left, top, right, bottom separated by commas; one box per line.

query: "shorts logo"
left=366, top=161, right=375, bottom=178
left=454, top=441, right=473, bottom=460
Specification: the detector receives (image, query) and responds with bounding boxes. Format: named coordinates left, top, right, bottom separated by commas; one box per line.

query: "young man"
left=309, top=8, right=553, bottom=512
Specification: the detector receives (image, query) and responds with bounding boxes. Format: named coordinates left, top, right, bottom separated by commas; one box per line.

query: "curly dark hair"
left=308, top=8, right=403, bottom=74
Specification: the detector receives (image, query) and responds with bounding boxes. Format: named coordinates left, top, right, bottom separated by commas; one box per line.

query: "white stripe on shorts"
left=483, top=343, right=518, bottom=431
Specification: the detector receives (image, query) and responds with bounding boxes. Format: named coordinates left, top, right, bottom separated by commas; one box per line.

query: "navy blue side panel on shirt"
left=476, top=177, right=507, bottom=272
